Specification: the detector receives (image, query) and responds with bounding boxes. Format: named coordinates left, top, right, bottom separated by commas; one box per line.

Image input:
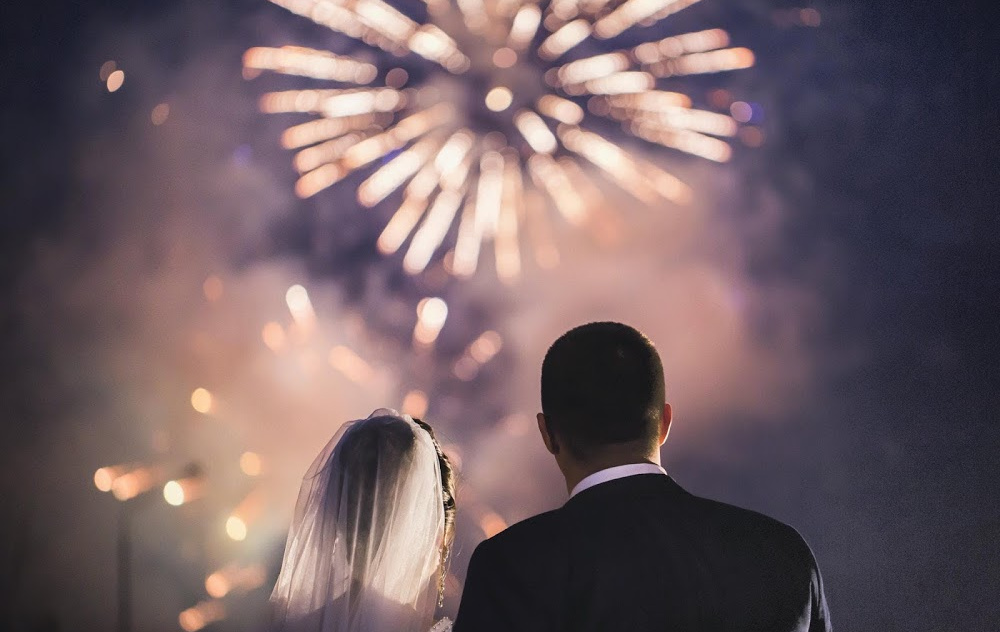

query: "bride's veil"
left=270, top=409, right=445, bottom=632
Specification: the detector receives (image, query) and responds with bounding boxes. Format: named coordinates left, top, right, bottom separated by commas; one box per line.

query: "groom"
left=454, top=321, right=831, bottom=631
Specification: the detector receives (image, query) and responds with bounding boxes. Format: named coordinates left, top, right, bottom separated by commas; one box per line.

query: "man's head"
left=539, top=322, right=671, bottom=480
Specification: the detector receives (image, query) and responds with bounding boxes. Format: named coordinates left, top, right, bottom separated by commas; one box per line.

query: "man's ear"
left=658, top=403, right=673, bottom=446
left=537, top=413, right=560, bottom=455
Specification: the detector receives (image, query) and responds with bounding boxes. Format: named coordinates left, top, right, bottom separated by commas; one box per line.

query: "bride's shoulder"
left=429, top=617, right=453, bottom=632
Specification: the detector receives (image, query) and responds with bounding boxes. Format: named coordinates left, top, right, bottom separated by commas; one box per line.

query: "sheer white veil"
left=270, top=409, right=446, bottom=632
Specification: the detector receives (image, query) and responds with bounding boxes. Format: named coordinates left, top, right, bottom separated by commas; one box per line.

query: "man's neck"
left=562, top=449, right=661, bottom=495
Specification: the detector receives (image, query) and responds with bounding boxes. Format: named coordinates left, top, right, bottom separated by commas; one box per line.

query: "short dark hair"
left=541, top=322, right=665, bottom=456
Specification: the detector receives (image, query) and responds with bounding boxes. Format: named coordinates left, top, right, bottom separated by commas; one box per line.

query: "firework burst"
left=246, top=0, right=755, bottom=281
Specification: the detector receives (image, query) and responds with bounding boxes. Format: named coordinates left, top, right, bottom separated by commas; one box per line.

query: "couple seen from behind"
left=270, top=322, right=831, bottom=632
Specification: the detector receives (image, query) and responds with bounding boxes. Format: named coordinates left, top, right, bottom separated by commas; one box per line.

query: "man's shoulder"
left=688, top=492, right=817, bottom=563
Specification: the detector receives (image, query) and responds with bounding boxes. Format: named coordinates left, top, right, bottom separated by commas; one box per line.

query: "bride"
left=270, top=409, right=457, bottom=632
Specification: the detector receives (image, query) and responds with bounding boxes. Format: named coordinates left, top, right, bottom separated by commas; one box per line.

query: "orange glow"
left=328, top=346, right=375, bottom=384
left=739, top=126, right=764, bottom=147
left=227, top=489, right=264, bottom=541
left=470, top=330, right=503, bottom=363
left=150, top=103, right=170, bottom=125
left=485, top=87, right=513, bottom=112
left=178, top=600, right=225, bottom=632
left=94, top=466, right=120, bottom=492
left=385, top=67, right=409, bottom=88
left=261, top=321, right=286, bottom=351
left=800, top=8, right=821, bottom=27
left=226, top=516, right=248, bottom=541
left=401, top=389, right=429, bottom=418
left=205, top=564, right=267, bottom=599
left=453, top=356, right=478, bottom=381
left=492, top=47, right=517, bottom=68
left=204, top=572, right=230, bottom=599
left=202, top=275, right=223, bottom=302
left=106, top=70, right=125, bottom=93
left=240, top=451, right=262, bottom=477
left=163, top=476, right=203, bottom=506
left=480, top=511, right=508, bottom=537
left=190, top=388, right=213, bottom=414
left=99, top=61, right=117, bottom=82
left=413, top=297, right=448, bottom=345
left=111, top=467, right=157, bottom=501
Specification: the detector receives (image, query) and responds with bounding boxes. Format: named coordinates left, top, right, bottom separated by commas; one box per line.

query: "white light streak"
left=294, top=132, right=366, bottom=174
left=584, top=71, right=655, bottom=95
left=281, top=115, right=376, bottom=149
left=556, top=52, right=630, bottom=85
left=285, top=284, right=317, bottom=332
left=514, top=110, right=557, bottom=154
left=404, top=188, right=465, bottom=274
left=633, top=28, right=730, bottom=63
left=358, top=135, right=441, bottom=206
left=594, top=0, right=703, bottom=40
left=495, top=156, right=523, bottom=282
left=508, top=5, right=542, bottom=50
left=538, top=19, right=591, bottom=60
left=527, top=154, right=588, bottom=226
left=244, top=46, right=378, bottom=82
left=414, top=297, right=448, bottom=345
left=536, top=95, right=585, bottom=124
left=649, top=47, right=755, bottom=77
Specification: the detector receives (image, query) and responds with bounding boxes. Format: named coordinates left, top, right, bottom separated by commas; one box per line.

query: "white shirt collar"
left=569, top=462, right=667, bottom=498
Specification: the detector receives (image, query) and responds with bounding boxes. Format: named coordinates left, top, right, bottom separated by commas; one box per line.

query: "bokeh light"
left=239, top=451, right=262, bottom=477
left=106, top=69, right=125, bottom=92
left=190, top=387, right=213, bottom=414
left=151, top=102, right=170, bottom=125
left=225, top=515, right=248, bottom=541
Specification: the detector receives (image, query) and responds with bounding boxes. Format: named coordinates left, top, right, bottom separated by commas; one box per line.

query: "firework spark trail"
left=249, top=0, right=755, bottom=280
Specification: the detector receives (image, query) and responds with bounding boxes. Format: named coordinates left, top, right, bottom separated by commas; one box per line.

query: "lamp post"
left=117, top=501, right=132, bottom=632
left=95, top=462, right=205, bottom=632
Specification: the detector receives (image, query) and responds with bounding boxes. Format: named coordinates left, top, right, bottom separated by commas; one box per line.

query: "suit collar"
left=570, top=463, right=667, bottom=498
left=564, top=471, right=686, bottom=507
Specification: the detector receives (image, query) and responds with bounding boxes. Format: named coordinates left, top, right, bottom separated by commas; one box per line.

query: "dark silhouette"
left=456, top=322, right=830, bottom=632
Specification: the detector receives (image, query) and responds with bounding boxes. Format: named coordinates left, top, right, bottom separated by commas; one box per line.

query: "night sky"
left=2, top=1, right=998, bottom=631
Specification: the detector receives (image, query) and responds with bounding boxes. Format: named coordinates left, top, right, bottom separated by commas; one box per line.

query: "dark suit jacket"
left=455, top=474, right=830, bottom=632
